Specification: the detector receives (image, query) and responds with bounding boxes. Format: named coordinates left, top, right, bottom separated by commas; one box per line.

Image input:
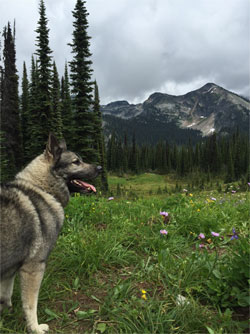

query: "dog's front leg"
left=20, top=262, right=49, bottom=334
left=0, top=275, right=15, bottom=311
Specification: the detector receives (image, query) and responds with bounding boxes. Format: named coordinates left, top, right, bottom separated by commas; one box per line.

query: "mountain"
left=101, top=83, right=249, bottom=144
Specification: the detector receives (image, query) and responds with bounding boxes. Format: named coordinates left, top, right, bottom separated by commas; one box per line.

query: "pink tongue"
left=79, top=181, right=96, bottom=193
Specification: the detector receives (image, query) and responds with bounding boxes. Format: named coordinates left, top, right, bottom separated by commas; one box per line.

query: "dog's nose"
left=96, top=165, right=102, bottom=173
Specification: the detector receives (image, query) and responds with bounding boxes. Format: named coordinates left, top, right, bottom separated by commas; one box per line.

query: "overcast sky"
left=1, top=0, right=249, bottom=104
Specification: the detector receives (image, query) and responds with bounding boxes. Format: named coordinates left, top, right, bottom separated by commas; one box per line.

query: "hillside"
left=101, top=83, right=249, bottom=144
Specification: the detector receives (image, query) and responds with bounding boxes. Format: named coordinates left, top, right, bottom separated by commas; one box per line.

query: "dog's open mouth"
left=69, top=180, right=96, bottom=193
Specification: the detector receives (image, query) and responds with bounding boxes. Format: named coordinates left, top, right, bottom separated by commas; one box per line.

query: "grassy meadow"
left=1, top=174, right=249, bottom=334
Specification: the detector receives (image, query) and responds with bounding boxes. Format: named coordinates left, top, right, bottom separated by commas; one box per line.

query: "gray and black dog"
left=0, top=133, right=101, bottom=333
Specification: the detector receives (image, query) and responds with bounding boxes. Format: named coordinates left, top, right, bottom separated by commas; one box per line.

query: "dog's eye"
left=72, top=159, right=81, bottom=165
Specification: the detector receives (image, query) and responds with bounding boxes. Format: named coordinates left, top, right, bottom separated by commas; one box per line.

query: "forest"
left=0, top=0, right=249, bottom=188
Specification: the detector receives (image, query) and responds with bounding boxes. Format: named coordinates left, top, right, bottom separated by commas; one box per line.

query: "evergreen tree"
left=35, top=0, right=53, bottom=150
left=1, top=22, right=23, bottom=180
left=225, top=145, right=235, bottom=183
left=129, top=133, right=139, bottom=173
left=93, top=81, right=108, bottom=191
left=69, top=0, right=97, bottom=162
left=27, top=56, right=40, bottom=160
left=20, top=61, right=30, bottom=161
left=51, top=61, right=63, bottom=138
left=61, top=62, right=73, bottom=145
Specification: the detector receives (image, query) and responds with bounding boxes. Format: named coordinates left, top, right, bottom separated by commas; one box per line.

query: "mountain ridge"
left=101, top=83, right=249, bottom=144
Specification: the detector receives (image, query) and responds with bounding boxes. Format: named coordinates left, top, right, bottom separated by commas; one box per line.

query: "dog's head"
left=45, top=133, right=102, bottom=194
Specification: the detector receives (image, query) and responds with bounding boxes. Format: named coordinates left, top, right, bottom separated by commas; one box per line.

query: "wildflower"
left=231, top=190, right=236, bottom=194
left=199, top=243, right=205, bottom=248
left=247, top=182, right=250, bottom=187
left=198, top=233, right=205, bottom=239
left=211, top=231, right=220, bottom=237
left=160, top=229, right=168, bottom=235
left=197, top=209, right=200, bottom=212
left=176, top=294, right=190, bottom=306
left=210, top=197, right=216, bottom=201
left=108, top=197, right=114, bottom=201
left=183, top=189, right=188, bottom=192
left=189, top=193, right=193, bottom=197
left=141, top=289, right=147, bottom=300
left=230, top=228, right=239, bottom=240
left=207, top=238, right=212, bottom=244
left=160, top=211, right=169, bottom=217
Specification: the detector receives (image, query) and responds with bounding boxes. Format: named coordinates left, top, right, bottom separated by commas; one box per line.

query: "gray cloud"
left=1, top=0, right=249, bottom=104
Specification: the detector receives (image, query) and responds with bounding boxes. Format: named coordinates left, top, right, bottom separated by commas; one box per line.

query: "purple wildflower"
left=248, top=182, right=250, bottom=187
left=199, top=244, right=205, bottom=248
left=230, top=228, right=239, bottom=240
left=211, top=197, right=216, bottom=201
left=211, top=231, right=220, bottom=237
left=160, top=211, right=169, bottom=217
left=231, top=190, right=236, bottom=194
left=160, top=229, right=168, bottom=235
left=198, top=233, right=205, bottom=239
left=108, top=197, right=114, bottom=201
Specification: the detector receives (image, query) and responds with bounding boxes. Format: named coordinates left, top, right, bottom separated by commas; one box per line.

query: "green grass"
left=1, top=174, right=249, bottom=334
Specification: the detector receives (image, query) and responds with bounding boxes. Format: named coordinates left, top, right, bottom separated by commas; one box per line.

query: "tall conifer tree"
left=93, top=81, right=108, bottom=191
left=61, top=63, right=73, bottom=146
left=51, top=61, right=63, bottom=138
left=69, top=0, right=97, bottom=162
left=20, top=61, right=30, bottom=161
left=35, top=0, right=52, bottom=150
left=1, top=22, right=23, bottom=180
left=27, top=56, right=40, bottom=160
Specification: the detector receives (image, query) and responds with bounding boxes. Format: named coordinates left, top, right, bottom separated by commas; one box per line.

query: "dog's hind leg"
left=0, top=275, right=15, bottom=312
left=20, top=262, right=49, bottom=334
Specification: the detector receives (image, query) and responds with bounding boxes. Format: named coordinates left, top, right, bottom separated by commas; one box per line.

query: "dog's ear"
left=59, top=138, right=67, bottom=151
left=45, top=133, right=63, bottom=162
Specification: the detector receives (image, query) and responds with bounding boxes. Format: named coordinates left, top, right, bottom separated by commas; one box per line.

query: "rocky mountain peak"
left=101, top=83, right=249, bottom=143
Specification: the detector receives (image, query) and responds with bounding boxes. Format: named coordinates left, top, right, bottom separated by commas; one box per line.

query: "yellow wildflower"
left=197, top=209, right=200, bottom=212
left=189, top=193, right=193, bottom=197
left=207, top=238, right=212, bottom=244
left=141, top=294, right=147, bottom=300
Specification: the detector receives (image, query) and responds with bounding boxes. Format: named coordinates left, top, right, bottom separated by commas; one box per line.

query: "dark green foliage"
left=103, top=114, right=202, bottom=146
left=61, top=63, right=73, bottom=146
left=69, top=0, right=97, bottom=162
left=1, top=22, right=23, bottom=180
left=93, top=81, right=108, bottom=191
left=35, top=0, right=53, bottom=150
left=51, top=61, right=63, bottom=138
left=106, top=131, right=249, bottom=182
left=20, top=62, right=29, bottom=161
left=27, top=56, right=41, bottom=160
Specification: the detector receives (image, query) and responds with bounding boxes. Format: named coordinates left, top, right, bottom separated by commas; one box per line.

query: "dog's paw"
left=31, top=323, right=49, bottom=334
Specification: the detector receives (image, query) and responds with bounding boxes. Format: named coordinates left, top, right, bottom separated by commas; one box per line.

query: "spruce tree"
left=20, top=61, right=30, bottom=161
left=61, top=62, right=73, bottom=145
left=51, top=61, right=63, bottom=138
left=129, top=133, right=139, bottom=174
left=28, top=56, right=40, bottom=160
left=35, top=0, right=53, bottom=150
left=69, top=0, right=97, bottom=162
left=1, top=22, right=23, bottom=180
left=93, top=81, right=108, bottom=191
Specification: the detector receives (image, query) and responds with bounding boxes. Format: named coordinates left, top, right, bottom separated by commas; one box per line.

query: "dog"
left=0, top=133, right=101, bottom=334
